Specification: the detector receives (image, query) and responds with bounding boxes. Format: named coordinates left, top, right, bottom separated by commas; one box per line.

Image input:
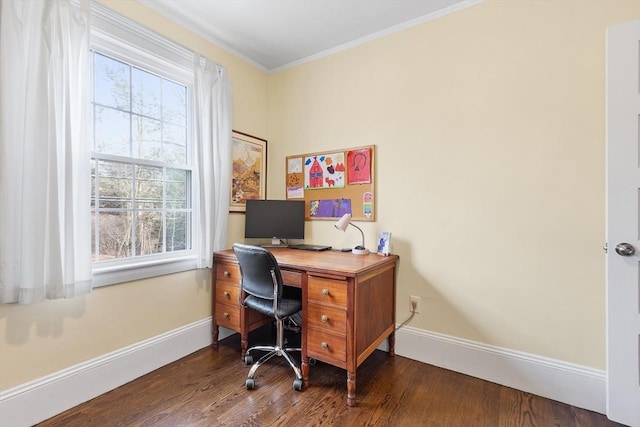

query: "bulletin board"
left=285, top=145, right=375, bottom=221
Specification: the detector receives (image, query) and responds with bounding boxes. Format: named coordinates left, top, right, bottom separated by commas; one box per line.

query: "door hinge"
left=603, top=242, right=608, bottom=253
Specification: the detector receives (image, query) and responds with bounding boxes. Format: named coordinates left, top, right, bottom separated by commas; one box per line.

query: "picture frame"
left=377, top=231, right=391, bottom=255
left=230, top=130, right=267, bottom=212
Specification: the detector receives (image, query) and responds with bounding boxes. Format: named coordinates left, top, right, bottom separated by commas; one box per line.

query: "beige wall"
left=1, top=0, right=638, bottom=394
left=0, top=270, right=210, bottom=389
left=0, top=0, right=268, bottom=391
left=267, top=0, right=639, bottom=368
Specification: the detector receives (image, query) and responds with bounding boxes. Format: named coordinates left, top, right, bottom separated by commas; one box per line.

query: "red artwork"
left=308, top=157, right=323, bottom=188
left=347, top=149, right=371, bottom=184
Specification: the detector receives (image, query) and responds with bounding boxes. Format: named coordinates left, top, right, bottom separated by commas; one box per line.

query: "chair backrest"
left=232, top=243, right=283, bottom=300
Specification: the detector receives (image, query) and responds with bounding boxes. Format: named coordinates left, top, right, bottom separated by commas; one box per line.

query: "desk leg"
left=301, top=357, right=309, bottom=388
left=389, top=330, right=395, bottom=357
left=212, top=323, right=219, bottom=350
left=240, top=304, right=249, bottom=360
left=240, top=330, right=249, bottom=360
left=347, top=371, right=356, bottom=406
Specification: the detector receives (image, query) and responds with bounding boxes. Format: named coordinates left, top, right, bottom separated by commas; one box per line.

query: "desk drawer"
left=308, top=276, right=347, bottom=308
left=214, top=302, right=240, bottom=330
left=214, top=303, right=271, bottom=331
left=215, top=263, right=240, bottom=285
left=281, top=269, right=302, bottom=287
left=215, top=283, right=240, bottom=306
left=307, top=328, right=346, bottom=364
left=307, top=304, right=346, bottom=334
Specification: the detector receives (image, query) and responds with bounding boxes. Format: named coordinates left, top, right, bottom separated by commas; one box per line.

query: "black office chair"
left=232, top=243, right=304, bottom=391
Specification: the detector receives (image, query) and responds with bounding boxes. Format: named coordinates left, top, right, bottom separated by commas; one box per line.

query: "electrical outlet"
left=410, top=295, right=421, bottom=314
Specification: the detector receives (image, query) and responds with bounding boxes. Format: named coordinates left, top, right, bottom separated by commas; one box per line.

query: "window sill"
left=92, top=255, right=199, bottom=287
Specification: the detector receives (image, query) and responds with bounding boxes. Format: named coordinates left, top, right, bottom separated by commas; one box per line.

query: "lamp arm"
left=348, top=222, right=366, bottom=249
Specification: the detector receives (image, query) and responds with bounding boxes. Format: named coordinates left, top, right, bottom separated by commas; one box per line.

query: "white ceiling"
left=137, top=0, right=478, bottom=73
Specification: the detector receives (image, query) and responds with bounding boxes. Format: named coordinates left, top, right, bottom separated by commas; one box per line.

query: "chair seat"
left=244, top=295, right=302, bottom=318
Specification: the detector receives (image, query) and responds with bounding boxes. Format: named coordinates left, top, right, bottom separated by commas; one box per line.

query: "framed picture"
left=230, top=130, right=267, bottom=212
left=377, top=231, right=391, bottom=255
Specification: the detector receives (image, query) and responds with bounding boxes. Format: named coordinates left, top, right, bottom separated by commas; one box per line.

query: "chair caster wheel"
left=244, top=355, right=253, bottom=365
left=246, top=378, right=255, bottom=389
left=293, top=378, right=303, bottom=391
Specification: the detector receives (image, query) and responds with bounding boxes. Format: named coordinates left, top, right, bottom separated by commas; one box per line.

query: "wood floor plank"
left=37, top=327, right=624, bottom=427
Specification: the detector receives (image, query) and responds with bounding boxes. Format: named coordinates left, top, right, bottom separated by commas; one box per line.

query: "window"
left=91, top=52, right=191, bottom=260
left=91, top=4, right=198, bottom=286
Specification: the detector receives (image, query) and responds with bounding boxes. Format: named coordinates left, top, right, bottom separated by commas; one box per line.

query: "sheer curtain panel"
left=0, top=0, right=92, bottom=303
left=194, top=55, right=233, bottom=268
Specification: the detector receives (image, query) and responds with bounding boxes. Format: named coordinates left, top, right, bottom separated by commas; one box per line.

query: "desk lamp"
left=335, top=213, right=369, bottom=255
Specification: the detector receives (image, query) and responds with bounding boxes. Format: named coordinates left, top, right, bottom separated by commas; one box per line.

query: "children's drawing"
left=363, top=192, right=373, bottom=218
left=288, top=157, right=302, bottom=173
left=304, top=152, right=345, bottom=189
left=287, top=172, right=304, bottom=199
left=347, top=148, right=371, bottom=184
left=309, top=198, right=352, bottom=218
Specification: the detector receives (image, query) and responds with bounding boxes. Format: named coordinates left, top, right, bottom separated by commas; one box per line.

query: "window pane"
left=162, top=79, right=186, bottom=126
left=135, top=165, right=163, bottom=209
left=94, top=53, right=130, bottom=110
left=166, top=169, right=188, bottom=208
left=166, top=211, right=188, bottom=251
left=97, top=211, right=133, bottom=260
left=91, top=49, right=192, bottom=267
left=132, top=115, right=161, bottom=160
left=95, top=106, right=131, bottom=156
left=163, top=123, right=187, bottom=164
left=136, top=211, right=163, bottom=255
left=98, top=161, right=133, bottom=209
left=132, top=67, right=161, bottom=119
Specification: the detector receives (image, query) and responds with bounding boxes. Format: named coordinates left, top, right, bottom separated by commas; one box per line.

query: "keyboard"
left=288, top=244, right=332, bottom=251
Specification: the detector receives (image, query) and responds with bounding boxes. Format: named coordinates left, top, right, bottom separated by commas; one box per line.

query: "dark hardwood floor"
left=38, top=326, right=623, bottom=427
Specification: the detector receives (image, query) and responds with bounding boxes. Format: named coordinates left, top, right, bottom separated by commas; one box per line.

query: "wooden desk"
left=211, top=247, right=399, bottom=406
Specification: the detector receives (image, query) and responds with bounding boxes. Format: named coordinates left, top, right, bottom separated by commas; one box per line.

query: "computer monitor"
left=244, top=199, right=305, bottom=241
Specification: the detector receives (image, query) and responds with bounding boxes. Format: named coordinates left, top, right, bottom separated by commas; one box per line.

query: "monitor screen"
left=244, top=199, right=305, bottom=240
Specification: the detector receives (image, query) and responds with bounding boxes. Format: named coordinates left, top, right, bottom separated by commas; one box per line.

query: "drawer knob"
left=321, top=314, right=328, bottom=323
left=321, top=341, right=328, bottom=349
left=224, top=271, right=230, bottom=278
left=322, top=288, right=330, bottom=296
left=223, top=291, right=230, bottom=298
left=223, top=312, right=230, bottom=319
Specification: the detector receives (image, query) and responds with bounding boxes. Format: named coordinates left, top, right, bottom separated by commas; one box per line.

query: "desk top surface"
left=214, top=247, right=398, bottom=277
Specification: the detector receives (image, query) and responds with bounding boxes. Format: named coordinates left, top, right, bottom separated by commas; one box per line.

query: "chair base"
left=244, top=318, right=303, bottom=391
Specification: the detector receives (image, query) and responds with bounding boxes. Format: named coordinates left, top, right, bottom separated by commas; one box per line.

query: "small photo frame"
left=377, top=231, right=391, bottom=255
left=230, top=130, right=267, bottom=212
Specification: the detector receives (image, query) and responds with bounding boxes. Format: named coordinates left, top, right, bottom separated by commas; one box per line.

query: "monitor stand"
left=262, top=238, right=287, bottom=248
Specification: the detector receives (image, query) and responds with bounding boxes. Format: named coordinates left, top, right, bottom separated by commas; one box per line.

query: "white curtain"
left=0, top=0, right=92, bottom=303
left=194, top=54, right=233, bottom=268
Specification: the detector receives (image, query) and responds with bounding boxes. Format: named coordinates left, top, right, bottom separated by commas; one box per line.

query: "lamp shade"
left=335, top=213, right=352, bottom=232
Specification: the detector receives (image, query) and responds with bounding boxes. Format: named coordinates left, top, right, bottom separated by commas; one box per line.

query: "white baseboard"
left=395, top=325, right=606, bottom=414
left=0, top=320, right=605, bottom=426
left=0, top=317, right=235, bottom=427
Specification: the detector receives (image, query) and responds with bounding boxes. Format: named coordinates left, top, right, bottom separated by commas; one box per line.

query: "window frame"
left=90, top=3, right=199, bottom=287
